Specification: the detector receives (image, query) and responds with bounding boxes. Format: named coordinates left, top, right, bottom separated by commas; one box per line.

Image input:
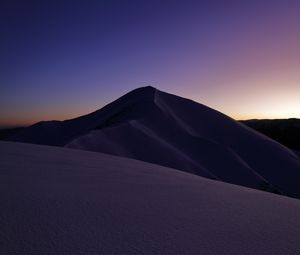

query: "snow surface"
left=1, top=141, right=300, bottom=255
left=8, top=87, right=300, bottom=198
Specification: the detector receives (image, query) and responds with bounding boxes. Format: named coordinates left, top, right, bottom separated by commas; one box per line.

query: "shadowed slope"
left=8, top=87, right=157, bottom=146
left=1, top=141, right=300, bottom=255
left=8, top=87, right=300, bottom=198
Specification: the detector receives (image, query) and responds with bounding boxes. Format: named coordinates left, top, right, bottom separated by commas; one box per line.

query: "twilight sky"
left=1, top=0, right=300, bottom=127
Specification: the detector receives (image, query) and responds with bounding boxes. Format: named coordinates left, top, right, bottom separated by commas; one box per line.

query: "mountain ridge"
left=7, top=87, right=300, bottom=198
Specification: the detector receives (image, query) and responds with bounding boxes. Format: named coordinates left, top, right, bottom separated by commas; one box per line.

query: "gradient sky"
left=1, top=0, right=300, bottom=127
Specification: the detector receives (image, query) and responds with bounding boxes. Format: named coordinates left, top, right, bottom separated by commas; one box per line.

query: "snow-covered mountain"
left=8, top=86, right=300, bottom=198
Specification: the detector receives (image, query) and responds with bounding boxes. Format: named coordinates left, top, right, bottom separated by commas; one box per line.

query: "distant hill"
left=241, top=119, right=300, bottom=151
left=0, top=127, right=25, bottom=140
left=5, top=87, right=300, bottom=198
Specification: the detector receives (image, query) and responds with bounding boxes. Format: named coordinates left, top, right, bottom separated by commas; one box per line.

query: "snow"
left=1, top=141, right=300, bottom=255
left=8, top=86, right=300, bottom=198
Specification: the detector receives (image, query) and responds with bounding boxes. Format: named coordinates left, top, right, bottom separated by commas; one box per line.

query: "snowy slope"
left=1, top=141, right=300, bottom=255
left=8, top=87, right=300, bottom=198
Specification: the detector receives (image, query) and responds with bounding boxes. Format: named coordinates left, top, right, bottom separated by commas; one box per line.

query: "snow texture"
left=1, top=141, right=300, bottom=255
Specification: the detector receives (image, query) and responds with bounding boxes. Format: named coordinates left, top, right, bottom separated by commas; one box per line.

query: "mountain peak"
left=129, top=85, right=157, bottom=95
left=139, top=85, right=157, bottom=90
left=116, top=86, right=158, bottom=104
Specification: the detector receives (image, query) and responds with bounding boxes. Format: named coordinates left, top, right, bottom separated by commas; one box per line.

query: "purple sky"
left=1, top=0, right=300, bottom=127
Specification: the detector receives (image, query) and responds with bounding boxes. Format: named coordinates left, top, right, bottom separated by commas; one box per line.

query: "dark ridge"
left=241, top=119, right=300, bottom=151
left=0, top=127, right=25, bottom=140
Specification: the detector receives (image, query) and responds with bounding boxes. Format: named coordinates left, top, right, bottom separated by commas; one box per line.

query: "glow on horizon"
left=1, top=1, right=300, bottom=127
left=2, top=85, right=299, bottom=128
left=190, top=88, right=300, bottom=121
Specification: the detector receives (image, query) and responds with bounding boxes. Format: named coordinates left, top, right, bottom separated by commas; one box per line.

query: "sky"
left=1, top=0, right=300, bottom=127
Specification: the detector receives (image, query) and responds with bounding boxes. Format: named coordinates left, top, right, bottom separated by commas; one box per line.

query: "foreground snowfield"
left=1, top=141, right=300, bottom=254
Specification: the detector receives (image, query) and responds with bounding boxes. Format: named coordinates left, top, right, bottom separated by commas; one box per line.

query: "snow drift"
left=8, top=86, right=300, bottom=198
left=1, top=141, right=300, bottom=255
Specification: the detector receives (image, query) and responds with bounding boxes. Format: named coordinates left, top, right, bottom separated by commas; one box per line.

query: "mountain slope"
left=1, top=141, right=300, bottom=255
left=8, top=86, right=300, bottom=198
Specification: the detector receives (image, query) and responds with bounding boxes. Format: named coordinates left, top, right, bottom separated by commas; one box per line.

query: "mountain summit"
left=8, top=87, right=300, bottom=198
